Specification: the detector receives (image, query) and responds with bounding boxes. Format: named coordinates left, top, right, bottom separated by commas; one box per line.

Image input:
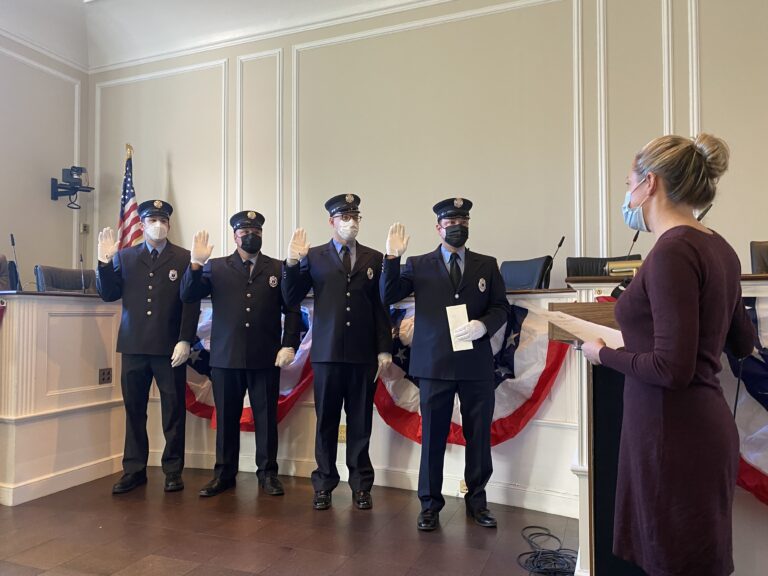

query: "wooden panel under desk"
left=547, top=301, right=618, bottom=342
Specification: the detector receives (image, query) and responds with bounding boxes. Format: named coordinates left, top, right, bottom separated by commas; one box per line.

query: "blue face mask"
left=621, top=177, right=649, bottom=232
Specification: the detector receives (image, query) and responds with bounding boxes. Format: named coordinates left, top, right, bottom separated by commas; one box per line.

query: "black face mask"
left=240, top=233, right=262, bottom=255
left=443, top=224, right=469, bottom=248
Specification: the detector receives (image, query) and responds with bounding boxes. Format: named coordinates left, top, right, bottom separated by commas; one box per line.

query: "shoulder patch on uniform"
left=269, top=275, right=278, bottom=288
left=169, top=269, right=178, bottom=281
left=367, top=267, right=374, bottom=280
left=478, top=277, right=486, bottom=292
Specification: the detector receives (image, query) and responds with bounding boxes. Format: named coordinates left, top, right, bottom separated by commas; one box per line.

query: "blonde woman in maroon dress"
left=582, top=133, right=755, bottom=576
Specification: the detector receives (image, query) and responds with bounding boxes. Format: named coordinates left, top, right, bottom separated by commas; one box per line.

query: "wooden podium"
left=548, top=301, right=644, bottom=576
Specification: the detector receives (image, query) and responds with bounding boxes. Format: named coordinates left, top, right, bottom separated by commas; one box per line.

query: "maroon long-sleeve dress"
left=599, top=226, right=755, bottom=576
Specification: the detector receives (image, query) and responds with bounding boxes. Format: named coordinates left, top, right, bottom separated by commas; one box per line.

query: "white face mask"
left=336, top=218, right=359, bottom=241
left=144, top=222, right=169, bottom=242
left=621, top=177, right=649, bottom=233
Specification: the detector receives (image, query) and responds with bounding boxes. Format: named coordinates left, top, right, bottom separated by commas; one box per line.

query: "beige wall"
left=85, top=0, right=768, bottom=286
left=0, top=36, right=88, bottom=288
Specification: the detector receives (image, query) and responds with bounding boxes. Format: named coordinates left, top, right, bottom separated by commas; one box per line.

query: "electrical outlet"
left=98, top=368, right=112, bottom=384
left=459, top=479, right=468, bottom=494
left=338, top=424, right=347, bottom=443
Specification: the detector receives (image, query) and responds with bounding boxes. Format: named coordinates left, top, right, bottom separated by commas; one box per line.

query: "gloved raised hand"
left=97, top=227, right=119, bottom=264
left=377, top=352, right=393, bottom=372
left=287, top=228, right=310, bottom=264
left=191, top=230, right=214, bottom=266
left=453, top=320, right=487, bottom=343
left=386, top=222, right=409, bottom=258
left=275, top=347, right=296, bottom=368
left=170, top=341, right=191, bottom=367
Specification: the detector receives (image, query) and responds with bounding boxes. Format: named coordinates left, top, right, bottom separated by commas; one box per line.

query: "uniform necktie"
left=449, top=252, right=462, bottom=289
left=151, top=249, right=158, bottom=262
left=244, top=259, right=252, bottom=277
left=342, top=245, right=352, bottom=274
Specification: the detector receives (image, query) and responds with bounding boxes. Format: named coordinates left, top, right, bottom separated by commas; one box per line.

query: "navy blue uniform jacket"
left=380, top=246, right=509, bottom=381
left=282, top=240, right=392, bottom=364
left=96, top=241, right=201, bottom=356
left=180, top=252, right=302, bottom=370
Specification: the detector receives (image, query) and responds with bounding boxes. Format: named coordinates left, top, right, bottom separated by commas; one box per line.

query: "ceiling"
left=0, top=0, right=452, bottom=72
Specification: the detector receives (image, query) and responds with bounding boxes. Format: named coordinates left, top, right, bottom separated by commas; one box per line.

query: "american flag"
left=117, top=154, right=142, bottom=248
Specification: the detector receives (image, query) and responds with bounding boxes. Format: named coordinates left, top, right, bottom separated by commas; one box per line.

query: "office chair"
left=750, top=241, right=768, bottom=274
left=500, top=256, right=553, bottom=290
left=34, top=265, right=98, bottom=294
left=565, top=254, right=642, bottom=277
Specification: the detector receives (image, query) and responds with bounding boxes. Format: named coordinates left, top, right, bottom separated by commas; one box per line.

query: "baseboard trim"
left=0, top=455, right=123, bottom=506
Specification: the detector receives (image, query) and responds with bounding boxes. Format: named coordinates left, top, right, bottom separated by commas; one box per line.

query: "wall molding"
left=595, top=0, right=608, bottom=257
left=236, top=49, right=283, bottom=257
left=0, top=44, right=82, bottom=269
left=572, top=0, right=585, bottom=257
left=0, top=27, right=88, bottom=73
left=291, top=0, right=577, bottom=233
left=687, top=0, right=700, bottom=135
left=93, top=59, right=229, bottom=260
left=661, top=0, right=674, bottom=135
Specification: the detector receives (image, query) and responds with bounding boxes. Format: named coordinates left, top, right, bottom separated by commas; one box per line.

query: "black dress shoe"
left=417, top=509, right=439, bottom=531
left=313, top=490, right=332, bottom=510
left=164, top=473, right=184, bottom=492
left=466, top=507, right=497, bottom=528
left=198, top=477, right=236, bottom=497
left=353, top=490, right=372, bottom=510
left=259, top=475, right=285, bottom=496
left=112, top=472, right=147, bottom=494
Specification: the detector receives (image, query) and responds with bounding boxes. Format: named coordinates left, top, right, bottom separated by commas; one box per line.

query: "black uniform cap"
left=324, top=194, right=361, bottom=216
left=229, top=210, right=265, bottom=230
left=138, top=199, right=173, bottom=219
left=432, top=197, right=472, bottom=220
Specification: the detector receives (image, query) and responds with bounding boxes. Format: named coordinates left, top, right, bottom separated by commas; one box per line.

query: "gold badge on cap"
left=269, top=275, right=278, bottom=288
left=345, top=194, right=354, bottom=204
left=367, top=267, right=374, bottom=280
left=478, top=277, right=486, bottom=292
left=169, top=269, right=178, bottom=281
left=153, top=200, right=163, bottom=209
left=454, top=198, right=464, bottom=208
left=247, top=211, right=256, bottom=219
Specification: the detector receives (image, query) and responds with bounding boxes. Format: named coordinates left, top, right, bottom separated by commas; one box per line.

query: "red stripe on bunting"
left=737, top=456, right=768, bottom=506
left=373, top=339, right=570, bottom=447
left=187, top=357, right=316, bottom=431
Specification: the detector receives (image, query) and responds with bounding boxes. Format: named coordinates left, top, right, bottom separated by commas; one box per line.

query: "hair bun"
left=693, top=133, right=730, bottom=181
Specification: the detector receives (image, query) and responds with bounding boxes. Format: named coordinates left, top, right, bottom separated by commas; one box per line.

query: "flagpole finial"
left=125, top=144, right=133, bottom=159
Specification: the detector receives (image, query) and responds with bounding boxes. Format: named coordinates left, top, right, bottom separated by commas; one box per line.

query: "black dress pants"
left=211, top=367, right=280, bottom=481
left=310, top=362, right=377, bottom=492
left=121, top=353, right=186, bottom=475
left=417, top=377, right=495, bottom=513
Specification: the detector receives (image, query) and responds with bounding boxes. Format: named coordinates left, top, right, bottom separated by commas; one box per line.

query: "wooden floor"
left=0, top=468, right=578, bottom=576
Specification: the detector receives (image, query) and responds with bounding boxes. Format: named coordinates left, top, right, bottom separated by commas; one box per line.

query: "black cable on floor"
left=517, top=525, right=577, bottom=575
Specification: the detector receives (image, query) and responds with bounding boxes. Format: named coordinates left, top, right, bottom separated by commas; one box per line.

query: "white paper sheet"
left=446, top=304, right=473, bottom=352
left=529, top=308, right=625, bottom=349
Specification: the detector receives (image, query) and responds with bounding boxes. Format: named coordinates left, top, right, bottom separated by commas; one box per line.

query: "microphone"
left=540, top=236, right=565, bottom=289
left=626, top=230, right=640, bottom=258
left=9, top=233, right=22, bottom=291
left=696, top=203, right=713, bottom=222
left=79, top=253, right=85, bottom=294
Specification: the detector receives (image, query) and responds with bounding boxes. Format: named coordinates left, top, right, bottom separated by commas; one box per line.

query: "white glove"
left=386, top=222, right=410, bottom=258
left=453, top=320, right=487, bottom=343
left=97, top=227, right=119, bottom=264
left=287, top=228, right=310, bottom=264
left=191, top=230, right=214, bottom=266
left=275, top=347, right=296, bottom=368
left=170, top=341, right=191, bottom=368
left=377, top=352, right=392, bottom=372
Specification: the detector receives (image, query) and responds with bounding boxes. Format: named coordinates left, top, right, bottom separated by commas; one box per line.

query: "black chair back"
left=566, top=254, right=641, bottom=277
left=751, top=241, right=768, bottom=274
left=8, top=260, right=20, bottom=291
left=34, top=265, right=97, bottom=294
left=500, top=256, right=553, bottom=290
